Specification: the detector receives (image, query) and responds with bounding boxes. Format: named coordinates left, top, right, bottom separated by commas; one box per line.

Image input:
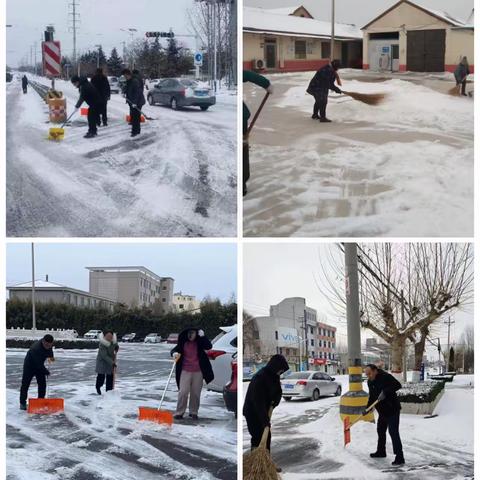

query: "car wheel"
left=311, top=389, right=320, bottom=401
left=171, top=97, right=178, bottom=110
left=335, top=386, right=342, bottom=396
left=283, top=396, right=292, bottom=402
left=147, top=95, right=154, bottom=106
left=200, top=105, right=209, bottom=111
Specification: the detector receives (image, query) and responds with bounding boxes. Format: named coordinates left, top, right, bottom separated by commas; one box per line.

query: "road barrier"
left=29, top=80, right=68, bottom=123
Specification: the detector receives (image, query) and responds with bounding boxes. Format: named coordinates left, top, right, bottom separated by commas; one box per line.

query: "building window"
left=295, top=40, right=307, bottom=59
left=310, top=339, right=314, bottom=346
left=275, top=331, right=278, bottom=340
left=310, top=326, right=313, bottom=334
left=179, top=304, right=184, bottom=309
left=162, top=298, right=166, bottom=302
left=311, top=351, right=315, bottom=357
left=286, top=348, right=290, bottom=355
left=162, top=286, right=167, bottom=290
left=321, top=42, right=331, bottom=59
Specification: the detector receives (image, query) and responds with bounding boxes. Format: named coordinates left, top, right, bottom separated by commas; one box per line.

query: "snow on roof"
left=10, top=280, right=66, bottom=289
left=244, top=6, right=362, bottom=40
left=266, top=5, right=312, bottom=17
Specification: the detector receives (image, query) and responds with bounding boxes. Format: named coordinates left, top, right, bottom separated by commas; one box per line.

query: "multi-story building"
left=314, top=322, right=337, bottom=372
left=87, top=266, right=174, bottom=312
left=7, top=279, right=116, bottom=311
left=172, top=292, right=201, bottom=313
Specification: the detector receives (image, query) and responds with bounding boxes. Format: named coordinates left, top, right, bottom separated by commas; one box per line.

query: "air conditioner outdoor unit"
left=252, top=58, right=265, bottom=70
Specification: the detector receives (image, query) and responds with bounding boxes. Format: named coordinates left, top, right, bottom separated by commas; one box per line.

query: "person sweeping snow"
left=19, top=334, right=54, bottom=410
left=95, top=330, right=119, bottom=395
left=307, top=59, right=343, bottom=122
left=170, top=327, right=214, bottom=420
left=71, top=75, right=103, bottom=138
left=454, top=57, right=470, bottom=96
left=363, top=364, right=405, bottom=466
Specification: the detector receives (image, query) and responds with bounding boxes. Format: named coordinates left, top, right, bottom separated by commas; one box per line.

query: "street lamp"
left=94, top=44, right=102, bottom=68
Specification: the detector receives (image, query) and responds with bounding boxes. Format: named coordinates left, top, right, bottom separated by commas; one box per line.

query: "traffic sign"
left=194, top=52, right=203, bottom=66
left=146, top=31, right=174, bottom=38
left=42, top=41, right=61, bottom=77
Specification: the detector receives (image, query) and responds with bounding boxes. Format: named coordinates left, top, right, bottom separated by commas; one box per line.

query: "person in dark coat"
left=91, top=68, right=111, bottom=126
left=20, top=334, right=55, bottom=410
left=71, top=75, right=103, bottom=138
left=364, top=364, right=405, bottom=465
left=22, top=75, right=28, bottom=94
left=243, top=70, right=274, bottom=196
left=122, top=68, right=146, bottom=137
left=170, top=327, right=214, bottom=420
left=454, top=57, right=470, bottom=96
left=243, top=354, right=289, bottom=453
left=307, top=59, right=343, bottom=122
left=95, top=330, right=119, bottom=394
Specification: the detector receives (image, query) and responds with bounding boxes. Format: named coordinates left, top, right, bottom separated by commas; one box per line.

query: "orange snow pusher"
left=343, top=399, right=379, bottom=447
left=28, top=377, right=64, bottom=414
left=138, top=355, right=180, bottom=425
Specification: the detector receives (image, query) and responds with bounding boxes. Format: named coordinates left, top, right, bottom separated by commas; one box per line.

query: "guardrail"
left=29, top=80, right=50, bottom=101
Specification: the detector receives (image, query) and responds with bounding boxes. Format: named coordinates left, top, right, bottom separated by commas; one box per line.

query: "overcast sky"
left=6, top=0, right=198, bottom=67
left=244, top=243, right=473, bottom=358
left=244, top=0, right=474, bottom=26
left=7, top=243, right=237, bottom=303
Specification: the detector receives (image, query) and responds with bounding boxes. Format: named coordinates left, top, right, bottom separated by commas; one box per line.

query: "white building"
left=172, top=292, right=201, bottom=313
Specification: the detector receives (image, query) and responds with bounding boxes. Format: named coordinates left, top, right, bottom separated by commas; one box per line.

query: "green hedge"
left=398, top=380, right=446, bottom=404
left=6, top=298, right=237, bottom=339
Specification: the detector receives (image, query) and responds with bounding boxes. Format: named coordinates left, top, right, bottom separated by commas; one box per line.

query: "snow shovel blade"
left=138, top=406, right=173, bottom=425
left=343, top=417, right=351, bottom=447
left=28, top=398, right=64, bottom=414
left=48, top=127, right=65, bottom=141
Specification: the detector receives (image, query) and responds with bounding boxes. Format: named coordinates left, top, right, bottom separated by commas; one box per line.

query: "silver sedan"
left=281, top=371, right=342, bottom=401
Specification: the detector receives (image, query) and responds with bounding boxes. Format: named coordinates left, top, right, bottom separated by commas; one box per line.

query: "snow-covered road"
left=243, top=71, right=473, bottom=237
left=7, top=344, right=237, bottom=480
left=7, top=75, right=237, bottom=237
left=243, top=374, right=474, bottom=479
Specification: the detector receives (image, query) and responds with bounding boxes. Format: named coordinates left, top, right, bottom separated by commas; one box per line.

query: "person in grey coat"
left=95, top=330, right=119, bottom=395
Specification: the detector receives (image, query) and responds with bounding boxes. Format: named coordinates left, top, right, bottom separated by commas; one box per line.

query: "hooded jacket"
left=23, top=340, right=54, bottom=375
left=125, top=74, right=146, bottom=107
left=367, top=369, right=402, bottom=417
left=170, top=328, right=214, bottom=388
left=75, top=76, right=103, bottom=109
left=243, top=355, right=290, bottom=428
left=95, top=333, right=119, bottom=375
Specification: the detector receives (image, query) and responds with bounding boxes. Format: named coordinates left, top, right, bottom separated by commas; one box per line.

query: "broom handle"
left=247, top=92, right=270, bottom=135
left=60, top=108, right=78, bottom=129
left=258, top=406, right=274, bottom=449
left=348, top=399, right=380, bottom=430
left=158, top=354, right=181, bottom=410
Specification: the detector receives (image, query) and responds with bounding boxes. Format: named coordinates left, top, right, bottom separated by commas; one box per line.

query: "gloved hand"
left=198, top=329, right=205, bottom=337
left=378, top=391, right=386, bottom=402
left=267, top=84, right=274, bottom=94
left=131, top=104, right=137, bottom=108
left=173, top=352, right=181, bottom=360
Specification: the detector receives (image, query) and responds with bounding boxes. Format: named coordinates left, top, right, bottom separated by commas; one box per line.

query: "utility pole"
left=304, top=309, right=308, bottom=368
left=444, top=316, right=455, bottom=372
left=330, top=0, right=335, bottom=62
left=437, top=338, right=442, bottom=374
left=34, top=42, right=37, bottom=75
left=69, top=0, right=80, bottom=68
left=401, top=290, right=407, bottom=382
left=31, top=243, right=36, bottom=332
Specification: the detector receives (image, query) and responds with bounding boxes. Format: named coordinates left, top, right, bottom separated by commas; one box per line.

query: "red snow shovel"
left=138, top=354, right=180, bottom=425
left=343, top=399, right=379, bottom=447
left=247, top=92, right=270, bottom=136
left=28, top=375, right=64, bottom=414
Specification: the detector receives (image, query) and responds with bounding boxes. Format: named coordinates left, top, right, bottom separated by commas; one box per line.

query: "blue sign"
left=194, top=52, right=203, bottom=66
left=382, top=46, right=390, bottom=53
left=420, top=363, right=425, bottom=382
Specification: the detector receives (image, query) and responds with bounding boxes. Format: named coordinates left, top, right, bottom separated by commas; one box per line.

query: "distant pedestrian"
left=122, top=68, right=146, bottom=137
left=91, top=68, right=111, bottom=126
left=243, top=354, right=289, bottom=455
left=307, top=59, right=343, bottom=122
left=21, top=75, right=28, bottom=94
left=243, top=70, right=274, bottom=196
left=364, top=364, right=405, bottom=466
left=170, top=327, right=214, bottom=420
left=20, top=335, right=55, bottom=410
left=95, top=330, right=119, bottom=395
left=454, top=57, right=470, bottom=96
left=71, top=75, right=103, bottom=138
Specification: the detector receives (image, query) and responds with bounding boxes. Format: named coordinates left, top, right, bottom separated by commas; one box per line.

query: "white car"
left=84, top=330, right=102, bottom=340
left=281, top=371, right=342, bottom=401
left=144, top=333, right=162, bottom=344
left=207, top=325, right=237, bottom=393
left=108, top=76, right=120, bottom=94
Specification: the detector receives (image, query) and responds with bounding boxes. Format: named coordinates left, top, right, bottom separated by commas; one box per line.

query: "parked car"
left=118, top=75, right=127, bottom=94
left=146, top=78, right=216, bottom=111
left=122, top=333, right=136, bottom=342
left=166, top=333, right=179, bottom=344
left=207, top=325, right=237, bottom=393
left=84, top=329, right=102, bottom=340
left=145, top=78, right=160, bottom=90
left=223, top=353, right=237, bottom=417
left=281, top=371, right=342, bottom=401
left=144, top=333, right=162, bottom=344
left=108, top=76, right=120, bottom=94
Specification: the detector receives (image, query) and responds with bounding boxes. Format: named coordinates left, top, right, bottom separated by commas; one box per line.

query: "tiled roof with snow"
left=244, top=6, right=362, bottom=40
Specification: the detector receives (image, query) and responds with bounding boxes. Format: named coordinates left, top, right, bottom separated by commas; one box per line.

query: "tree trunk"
left=390, top=335, right=406, bottom=380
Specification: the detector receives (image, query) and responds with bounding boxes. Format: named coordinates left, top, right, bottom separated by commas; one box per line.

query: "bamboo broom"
left=243, top=426, right=280, bottom=480
left=342, top=90, right=386, bottom=106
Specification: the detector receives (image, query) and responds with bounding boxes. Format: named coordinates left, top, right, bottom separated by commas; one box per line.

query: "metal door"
left=407, top=30, right=445, bottom=71
left=391, top=44, right=400, bottom=71
left=265, top=42, right=277, bottom=69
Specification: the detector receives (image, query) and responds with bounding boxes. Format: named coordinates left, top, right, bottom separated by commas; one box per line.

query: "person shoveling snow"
left=95, top=330, right=119, bottom=395
left=71, top=75, right=103, bottom=138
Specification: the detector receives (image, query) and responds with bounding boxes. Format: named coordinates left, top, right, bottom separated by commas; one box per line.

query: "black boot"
left=84, top=131, right=97, bottom=138
left=20, top=403, right=27, bottom=411
left=311, top=114, right=319, bottom=119
left=392, top=454, right=405, bottom=465
left=173, top=414, right=183, bottom=420
left=320, top=117, right=332, bottom=123
left=96, top=386, right=102, bottom=395
left=370, top=451, right=387, bottom=458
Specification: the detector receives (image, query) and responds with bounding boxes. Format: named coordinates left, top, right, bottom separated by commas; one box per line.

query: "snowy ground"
left=243, top=374, right=474, bottom=479
left=243, top=70, right=473, bottom=237
left=6, top=74, right=237, bottom=237
left=7, top=344, right=237, bottom=480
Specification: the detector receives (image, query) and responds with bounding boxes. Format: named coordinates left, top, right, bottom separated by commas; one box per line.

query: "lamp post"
left=121, top=28, right=138, bottom=68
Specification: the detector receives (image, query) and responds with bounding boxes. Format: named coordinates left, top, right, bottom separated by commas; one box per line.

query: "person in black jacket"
left=243, top=354, right=289, bottom=452
left=71, top=75, right=103, bottom=138
left=307, top=59, right=343, bottom=123
left=91, top=68, right=111, bottom=126
left=21, top=75, right=28, bottom=94
left=364, top=364, right=405, bottom=465
left=20, top=335, right=55, bottom=410
left=170, top=327, right=214, bottom=420
left=122, top=68, right=146, bottom=137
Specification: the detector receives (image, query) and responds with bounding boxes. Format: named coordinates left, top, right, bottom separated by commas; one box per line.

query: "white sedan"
left=206, top=325, right=237, bottom=393
left=281, top=371, right=342, bottom=401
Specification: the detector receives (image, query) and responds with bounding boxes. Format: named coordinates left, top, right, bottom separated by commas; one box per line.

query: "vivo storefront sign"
left=277, top=327, right=300, bottom=347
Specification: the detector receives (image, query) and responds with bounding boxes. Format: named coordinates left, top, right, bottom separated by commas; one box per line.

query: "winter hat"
left=70, top=75, right=80, bottom=83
